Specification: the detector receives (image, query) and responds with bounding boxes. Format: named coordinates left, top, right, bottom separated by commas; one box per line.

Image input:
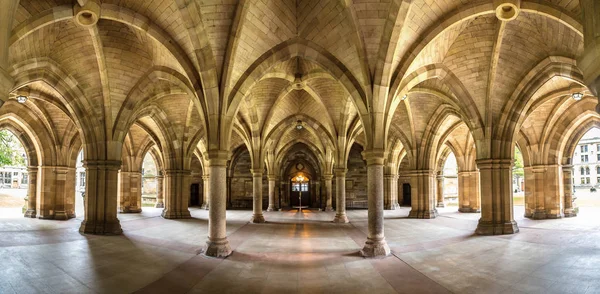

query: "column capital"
left=322, top=174, right=333, bottom=181
left=267, top=175, right=277, bottom=181
left=251, top=169, right=263, bottom=177
left=83, top=160, right=122, bottom=170
left=475, top=159, right=512, bottom=169
left=562, top=165, right=574, bottom=171
left=164, top=169, right=192, bottom=176
left=206, top=150, right=229, bottom=166
left=436, top=174, right=445, bottom=180
left=334, top=168, right=347, bottom=177
left=362, top=149, right=387, bottom=166
left=202, top=174, right=210, bottom=180
left=27, top=166, right=38, bottom=173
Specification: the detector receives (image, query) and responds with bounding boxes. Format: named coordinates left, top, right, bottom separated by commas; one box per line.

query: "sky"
left=582, top=127, right=600, bottom=140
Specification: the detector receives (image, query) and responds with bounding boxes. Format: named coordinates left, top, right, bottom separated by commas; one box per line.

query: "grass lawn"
left=513, top=195, right=524, bottom=206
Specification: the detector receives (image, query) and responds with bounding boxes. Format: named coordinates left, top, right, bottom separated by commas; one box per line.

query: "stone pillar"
left=360, top=151, right=390, bottom=257
left=475, top=159, right=519, bottom=235
left=579, top=0, right=600, bottom=99
left=333, top=168, right=349, bottom=223
left=66, top=168, right=77, bottom=218
left=525, top=165, right=562, bottom=219
left=204, top=151, right=232, bottom=258
left=436, top=174, right=445, bottom=208
left=391, top=174, right=400, bottom=209
left=79, top=160, right=122, bottom=235
left=161, top=170, right=192, bottom=219
left=201, top=174, right=210, bottom=210
left=251, top=169, right=265, bottom=223
left=408, top=170, right=438, bottom=218
left=562, top=165, right=577, bottom=217
left=155, top=174, right=164, bottom=208
left=323, top=174, right=334, bottom=211
left=24, top=166, right=37, bottom=218
left=118, top=171, right=142, bottom=213
left=36, top=166, right=72, bottom=220
left=267, top=175, right=276, bottom=211
left=384, top=173, right=393, bottom=210
left=458, top=171, right=480, bottom=212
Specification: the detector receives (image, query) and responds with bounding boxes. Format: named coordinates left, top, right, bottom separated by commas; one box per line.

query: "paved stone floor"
left=0, top=207, right=599, bottom=294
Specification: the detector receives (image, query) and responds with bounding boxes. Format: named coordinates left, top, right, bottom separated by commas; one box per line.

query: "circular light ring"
left=16, top=95, right=27, bottom=104
left=572, top=92, right=584, bottom=101
left=494, top=0, right=520, bottom=21
left=73, top=1, right=100, bottom=27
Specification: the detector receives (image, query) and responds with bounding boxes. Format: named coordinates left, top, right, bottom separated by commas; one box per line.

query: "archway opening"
left=75, top=149, right=85, bottom=218
left=572, top=127, right=600, bottom=211
left=0, top=129, right=27, bottom=218
left=142, top=152, right=158, bottom=208
left=513, top=146, right=525, bottom=207
left=441, top=152, right=458, bottom=207
left=290, top=173, right=310, bottom=208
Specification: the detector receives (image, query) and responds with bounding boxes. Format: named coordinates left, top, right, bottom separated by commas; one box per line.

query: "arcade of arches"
left=1, top=0, right=600, bottom=293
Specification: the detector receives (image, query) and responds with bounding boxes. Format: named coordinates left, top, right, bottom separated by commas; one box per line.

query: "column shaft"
left=267, top=176, right=276, bottom=211
left=562, top=165, right=576, bottom=217
left=333, top=169, right=349, bottom=223
left=458, top=171, right=480, bottom=212
left=324, top=174, right=334, bottom=211
left=79, top=160, right=122, bottom=235
left=436, top=175, right=445, bottom=208
left=118, top=171, right=142, bottom=213
left=251, top=170, right=265, bottom=223
left=204, top=151, right=231, bottom=258
left=155, top=175, right=164, bottom=208
left=408, top=170, right=438, bottom=219
left=475, top=159, right=519, bottom=235
left=360, top=152, right=390, bottom=257
left=24, top=166, right=37, bottom=218
left=201, top=175, right=210, bottom=210
left=161, top=170, right=192, bottom=219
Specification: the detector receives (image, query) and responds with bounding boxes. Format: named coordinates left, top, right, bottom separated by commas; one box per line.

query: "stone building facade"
left=0, top=0, right=599, bottom=258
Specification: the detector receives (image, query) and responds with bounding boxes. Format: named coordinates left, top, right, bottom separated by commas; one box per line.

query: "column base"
left=458, top=207, right=480, bottom=213
left=266, top=206, right=275, bottom=211
left=204, top=237, right=232, bottom=258
left=332, top=213, right=349, bottom=223
left=436, top=202, right=445, bottom=208
left=201, top=203, right=209, bottom=210
left=475, top=219, right=519, bottom=235
left=408, top=209, right=438, bottom=219
left=525, top=209, right=548, bottom=220
left=120, top=207, right=142, bottom=213
left=54, top=211, right=69, bottom=220
left=154, top=202, right=164, bottom=208
left=24, top=209, right=36, bottom=218
left=325, top=206, right=334, bottom=212
left=161, top=209, right=191, bottom=219
left=360, top=237, right=391, bottom=258
left=564, top=208, right=577, bottom=217
left=79, top=219, right=122, bottom=235
left=251, top=214, right=265, bottom=223
left=392, top=202, right=400, bottom=209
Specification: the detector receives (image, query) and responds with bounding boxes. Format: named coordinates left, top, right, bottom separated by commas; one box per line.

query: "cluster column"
left=204, top=151, right=232, bottom=257
left=201, top=174, right=210, bottom=210
left=407, top=170, right=438, bottom=219
left=458, top=171, right=480, bottom=212
left=161, top=170, right=192, bottom=219
left=562, top=165, right=577, bottom=217
left=267, top=175, right=276, bottom=211
left=323, top=174, right=334, bottom=211
left=37, top=166, right=72, bottom=220
left=360, top=151, right=390, bottom=257
left=118, top=171, right=142, bottom=213
left=436, top=174, right=445, bottom=208
left=251, top=169, right=265, bottom=223
left=524, top=165, right=562, bottom=219
left=332, top=168, right=349, bottom=223
left=475, top=159, right=519, bottom=235
left=24, top=166, right=37, bottom=218
left=154, top=174, right=164, bottom=208
left=79, top=160, right=122, bottom=235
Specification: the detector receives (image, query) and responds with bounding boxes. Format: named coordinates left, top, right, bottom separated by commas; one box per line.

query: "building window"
left=586, top=167, right=591, bottom=175
left=79, top=172, right=86, bottom=187
left=3, top=172, right=10, bottom=184
left=582, top=178, right=586, bottom=184
left=581, top=167, right=585, bottom=175
left=22, top=173, right=28, bottom=185
left=597, top=154, right=600, bottom=162
left=582, top=145, right=589, bottom=153
left=582, top=155, right=589, bottom=162
left=587, top=177, right=591, bottom=184
left=597, top=144, right=600, bottom=152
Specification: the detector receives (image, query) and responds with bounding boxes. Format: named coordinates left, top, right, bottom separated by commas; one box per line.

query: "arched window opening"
left=441, top=152, right=458, bottom=206
left=141, top=153, right=158, bottom=207
left=0, top=130, right=28, bottom=218
left=74, top=149, right=85, bottom=217
left=513, top=147, right=525, bottom=206
left=572, top=127, right=600, bottom=209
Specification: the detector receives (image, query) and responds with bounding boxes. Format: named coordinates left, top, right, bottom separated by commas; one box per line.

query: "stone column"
left=579, top=0, right=600, bottom=98
left=155, top=174, right=164, bottom=208
left=391, top=174, right=400, bottom=209
left=36, top=166, right=71, bottom=220
left=384, top=173, right=393, bottom=210
left=360, top=151, right=390, bottom=257
left=408, top=170, right=438, bottom=218
left=119, top=171, right=142, bottom=213
left=524, top=165, right=562, bottom=219
left=562, top=165, right=577, bottom=217
left=475, top=159, right=519, bottom=235
left=436, top=174, right=445, bottom=208
left=267, top=175, right=276, bottom=211
left=458, top=171, right=480, bottom=212
left=66, top=168, right=77, bottom=218
left=323, top=174, right=334, bottom=211
left=79, top=160, right=122, bottom=235
left=161, top=170, right=192, bottom=219
left=251, top=169, right=265, bottom=223
left=204, top=151, right=232, bottom=258
left=53, top=167, right=69, bottom=220
left=201, top=174, right=210, bottom=210
left=333, top=168, right=349, bottom=223
left=24, top=166, right=37, bottom=218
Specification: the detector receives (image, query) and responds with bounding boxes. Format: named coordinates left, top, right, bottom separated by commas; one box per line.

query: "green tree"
left=0, top=130, right=26, bottom=167
left=513, top=148, right=524, bottom=177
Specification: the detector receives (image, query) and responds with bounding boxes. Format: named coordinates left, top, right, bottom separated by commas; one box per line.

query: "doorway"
left=290, top=175, right=310, bottom=207
left=190, top=183, right=200, bottom=206
left=402, top=183, right=411, bottom=206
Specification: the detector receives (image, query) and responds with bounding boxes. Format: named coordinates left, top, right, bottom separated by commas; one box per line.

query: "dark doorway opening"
left=190, top=183, right=200, bottom=206
left=290, top=176, right=311, bottom=207
left=402, top=183, right=411, bottom=206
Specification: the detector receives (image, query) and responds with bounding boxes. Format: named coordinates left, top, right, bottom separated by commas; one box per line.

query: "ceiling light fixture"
left=401, top=94, right=408, bottom=101
left=572, top=92, right=584, bottom=101
left=296, top=120, right=303, bottom=130
left=16, top=95, right=27, bottom=104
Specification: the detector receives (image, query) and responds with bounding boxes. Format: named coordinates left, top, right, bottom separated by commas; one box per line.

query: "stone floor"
left=0, top=207, right=599, bottom=294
